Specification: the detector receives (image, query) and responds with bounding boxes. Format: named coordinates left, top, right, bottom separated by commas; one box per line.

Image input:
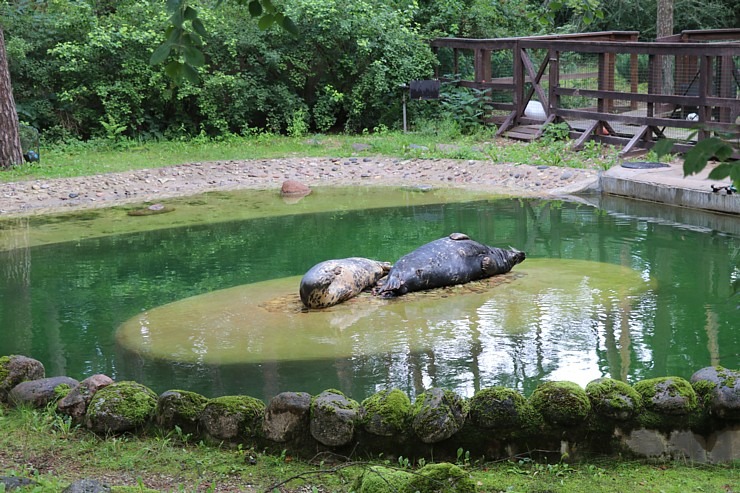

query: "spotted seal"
left=300, top=257, right=392, bottom=309
left=373, top=232, right=525, bottom=297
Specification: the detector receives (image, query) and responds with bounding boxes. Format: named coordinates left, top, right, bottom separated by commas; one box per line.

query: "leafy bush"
left=5, top=0, right=437, bottom=141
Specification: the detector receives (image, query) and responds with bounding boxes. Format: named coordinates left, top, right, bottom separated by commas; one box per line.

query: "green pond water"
left=0, top=187, right=737, bottom=401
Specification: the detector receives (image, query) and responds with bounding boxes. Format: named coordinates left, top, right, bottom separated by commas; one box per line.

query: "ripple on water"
left=116, top=259, right=654, bottom=374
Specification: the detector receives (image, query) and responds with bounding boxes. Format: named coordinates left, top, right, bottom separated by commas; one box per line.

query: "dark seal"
left=300, top=257, right=391, bottom=309
left=373, top=233, right=525, bottom=297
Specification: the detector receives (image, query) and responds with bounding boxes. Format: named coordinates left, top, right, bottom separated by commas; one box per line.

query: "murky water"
left=0, top=187, right=737, bottom=401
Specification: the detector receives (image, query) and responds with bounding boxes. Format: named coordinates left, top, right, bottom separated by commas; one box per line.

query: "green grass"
left=0, top=405, right=736, bottom=492
left=1, top=128, right=620, bottom=183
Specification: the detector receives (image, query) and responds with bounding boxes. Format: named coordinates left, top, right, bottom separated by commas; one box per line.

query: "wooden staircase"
left=502, top=124, right=545, bottom=141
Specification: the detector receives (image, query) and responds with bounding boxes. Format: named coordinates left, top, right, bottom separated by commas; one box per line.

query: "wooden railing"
left=430, top=30, right=740, bottom=157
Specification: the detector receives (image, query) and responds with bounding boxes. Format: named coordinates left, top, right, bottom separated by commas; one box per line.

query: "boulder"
left=529, top=381, right=591, bottom=427
left=361, top=388, right=411, bottom=437
left=468, top=387, right=536, bottom=431
left=0, top=355, right=45, bottom=403
left=280, top=180, right=311, bottom=197
left=690, top=366, right=740, bottom=420
left=633, top=377, right=698, bottom=430
left=156, top=389, right=209, bottom=435
left=9, top=376, right=79, bottom=408
left=58, top=374, right=113, bottom=420
left=200, top=395, right=265, bottom=442
left=85, top=381, right=157, bottom=433
left=353, top=462, right=475, bottom=493
left=586, top=378, right=642, bottom=421
left=0, top=476, right=38, bottom=491
left=634, top=377, right=697, bottom=416
left=310, top=390, right=360, bottom=447
left=411, top=388, right=466, bottom=444
left=263, top=391, right=311, bottom=443
left=62, top=479, right=111, bottom=493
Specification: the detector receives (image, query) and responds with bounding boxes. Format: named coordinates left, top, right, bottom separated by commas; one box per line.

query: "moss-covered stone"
left=529, top=381, right=590, bottom=427
left=353, top=463, right=474, bottom=493
left=200, top=395, right=265, bottom=442
left=586, top=378, right=642, bottom=421
left=310, top=390, right=360, bottom=447
left=85, top=381, right=157, bottom=433
left=633, top=377, right=698, bottom=430
left=468, top=387, right=536, bottom=431
left=156, top=390, right=210, bottom=434
left=407, top=463, right=475, bottom=493
left=0, top=355, right=45, bottom=403
left=361, top=388, right=411, bottom=436
left=353, top=466, right=412, bottom=493
left=0, top=355, right=10, bottom=384
left=690, top=366, right=740, bottom=420
left=411, top=388, right=467, bottom=443
left=54, top=383, right=72, bottom=399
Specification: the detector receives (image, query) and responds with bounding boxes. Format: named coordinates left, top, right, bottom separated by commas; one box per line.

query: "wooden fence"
left=430, top=30, right=740, bottom=157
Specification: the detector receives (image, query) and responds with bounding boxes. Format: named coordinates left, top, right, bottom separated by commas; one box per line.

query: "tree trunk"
left=657, top=0, right=674, bottom=96
left=0, top=26, right=24, bottom=168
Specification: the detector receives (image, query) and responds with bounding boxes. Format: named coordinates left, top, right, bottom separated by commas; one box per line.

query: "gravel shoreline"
left=0, top=157, right=601, bottom=217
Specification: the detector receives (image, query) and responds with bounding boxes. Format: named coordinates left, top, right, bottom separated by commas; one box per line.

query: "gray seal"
left=373, top=232, right=525, bottom=297
left=300, top=257, right=392, bottom=309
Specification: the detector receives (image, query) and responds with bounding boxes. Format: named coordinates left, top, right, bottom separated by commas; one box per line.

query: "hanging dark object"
left=409, top=80, right=440, bottom=100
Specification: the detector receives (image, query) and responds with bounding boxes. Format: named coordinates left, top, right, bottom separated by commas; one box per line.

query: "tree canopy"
left=0, top=0, right=737, bottom=178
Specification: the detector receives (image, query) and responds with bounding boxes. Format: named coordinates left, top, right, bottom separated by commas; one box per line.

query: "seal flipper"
left=373, top=275, right=404, bottom=297
left=448, top=232, right=470, bottom=241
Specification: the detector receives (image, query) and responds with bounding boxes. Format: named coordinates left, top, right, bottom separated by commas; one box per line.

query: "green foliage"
left=281, top=0, right=435, bottom=131
left=653, top=132, right=740, bottom=190
left=590, top=0, right=737, bottom=40
left=540, top=121, right=571, bottom=143
left=5, top=0, right=435, bottom=140
left=414, top=0, right=532, bottom=38
left=413, top=83, right=493, bottom=136
left=535, top=0, right=605, bottom=33
left=151, top=0, right=296, bottom=84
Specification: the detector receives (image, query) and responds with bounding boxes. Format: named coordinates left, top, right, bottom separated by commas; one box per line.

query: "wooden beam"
left=571, top=120, right=600, bottom=150
left=520, top=48, right=550, bottom=109
left=535, top=114, right=558, bottom=139
left=496, top=111, right=518, bottom=137
left=619, top=125, right=651, bottom=156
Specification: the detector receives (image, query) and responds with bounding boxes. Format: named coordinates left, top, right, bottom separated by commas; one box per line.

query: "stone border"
left=1, top=354, right=737, bottom=463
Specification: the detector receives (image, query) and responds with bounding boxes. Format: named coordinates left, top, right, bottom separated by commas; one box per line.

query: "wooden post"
left=475, top=49, right=492, bottom=83
left=513, top=41, right=524, bottom=118
left=698, top=55, right=711, bottom=140
left=548, top=48, right=559, bottom=119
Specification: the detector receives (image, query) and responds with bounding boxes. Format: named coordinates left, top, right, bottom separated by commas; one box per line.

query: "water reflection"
left=0, top=193, right=738, bottom=401
left=116, top=260, right=652, bottom=399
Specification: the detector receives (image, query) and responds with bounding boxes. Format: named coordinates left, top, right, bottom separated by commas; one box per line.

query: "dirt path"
left=0, top=157, right=601, bottom=217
